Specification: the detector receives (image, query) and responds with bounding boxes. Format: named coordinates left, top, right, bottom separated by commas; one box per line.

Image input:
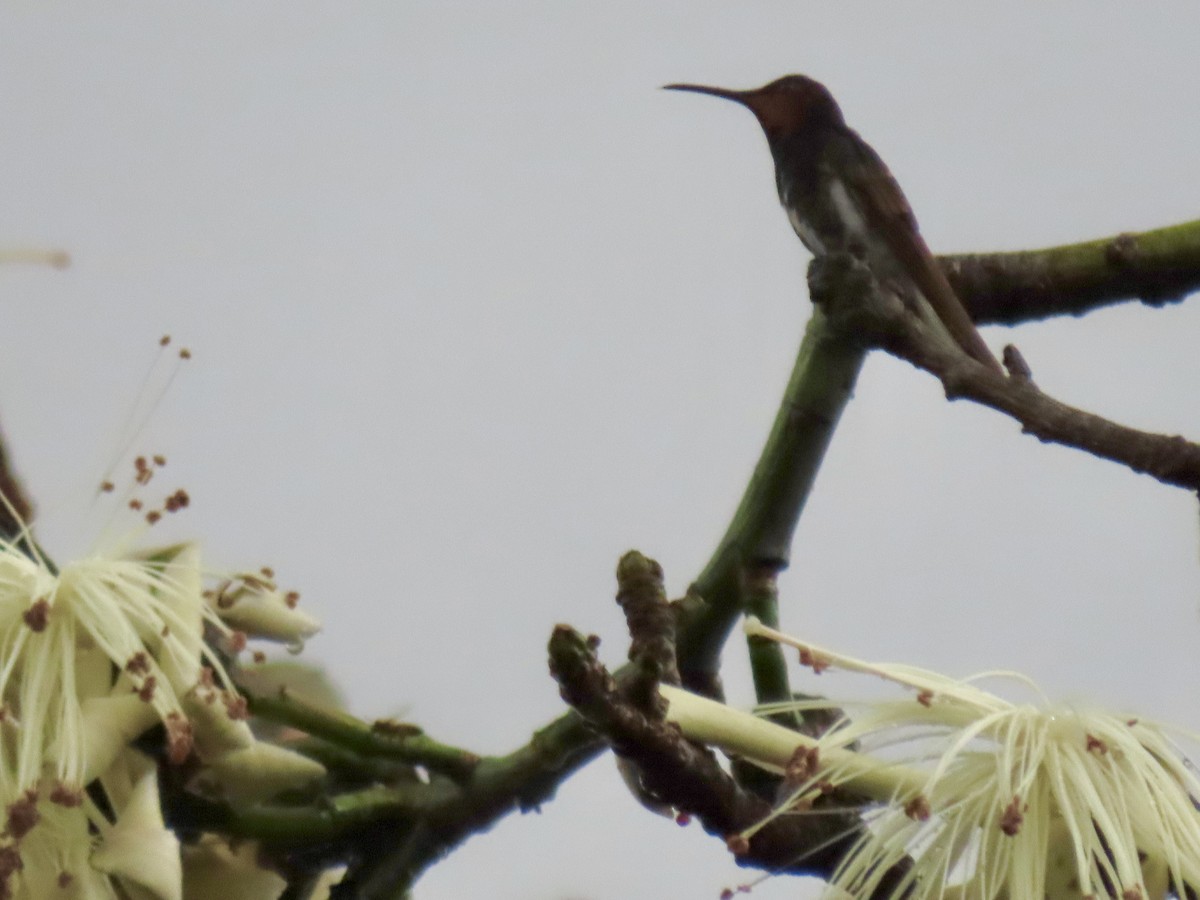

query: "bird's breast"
left=779, top=168, right=876, bottom=263
left=827, top=178, right=872, bottom=252
left=785, top=205, right=827, bottom=255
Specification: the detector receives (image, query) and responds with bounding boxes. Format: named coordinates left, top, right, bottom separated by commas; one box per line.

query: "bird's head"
left=663, top=75, right=843, bottom=143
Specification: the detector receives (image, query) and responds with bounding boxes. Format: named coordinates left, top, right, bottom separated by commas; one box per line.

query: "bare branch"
left=547, top=623, right=897, bottom=887
left=944, top=219, right=1200, bottom=326
left=813, top=255, right=1200, bottom=494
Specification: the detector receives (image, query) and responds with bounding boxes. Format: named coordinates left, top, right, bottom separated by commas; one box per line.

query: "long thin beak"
left=662, top=83, right=750, bottom=105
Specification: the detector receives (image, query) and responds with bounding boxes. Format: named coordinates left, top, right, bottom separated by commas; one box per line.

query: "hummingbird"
left=665, top=75, right=1003, bottom=375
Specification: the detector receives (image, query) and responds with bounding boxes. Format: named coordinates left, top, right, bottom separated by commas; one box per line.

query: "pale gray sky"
left=3, top=5, right=1200, bottom=898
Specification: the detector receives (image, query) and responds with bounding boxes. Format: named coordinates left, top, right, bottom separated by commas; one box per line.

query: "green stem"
left=167, top=782, right=455, bottom=844
left=742, top=568, right=800, bottom=729
left=342, top=713, right=603, bottom=894
left=245, top=690, right=480, bottom=780
left=682, top=306, right=867, bottom=684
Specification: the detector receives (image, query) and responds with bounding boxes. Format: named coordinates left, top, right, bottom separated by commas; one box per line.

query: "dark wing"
left=841, top=129, right=1001, bottom=373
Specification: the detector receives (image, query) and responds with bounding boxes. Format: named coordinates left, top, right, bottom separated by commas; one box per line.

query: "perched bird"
left=665, top=75, right=1002, bottom=374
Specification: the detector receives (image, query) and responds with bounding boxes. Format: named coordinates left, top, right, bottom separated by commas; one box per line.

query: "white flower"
left=181, top=836, right=287, bottom=900
left=206, top=574, right=320, bottom=648
left=660, top=618, right=1200, bottom=900
left=91, top=757, right=182, bottom=900
left=1, top=787, right=111, bottom=900
left=182, top=675, right=325, bottom=804
left=194, top=742, right=326, bottom=805
left=0, top=524, right=325, bottom=898
left=0, top=375, right=326, bottom=899
left=0, top=540, right=217, bottom=793
left=0, top=534, right=208, bottom=898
